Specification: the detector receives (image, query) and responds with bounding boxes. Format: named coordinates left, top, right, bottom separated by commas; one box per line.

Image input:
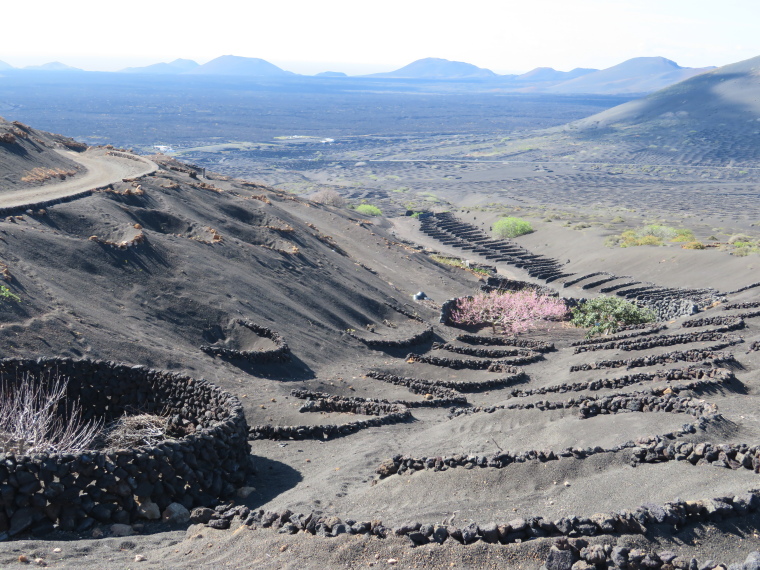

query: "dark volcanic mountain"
left=120, top=58, right=199, bottom=74
left=367, top=57, right=498, bottom=79
left=562, top=54, right=760, bottom=165
left=574, top=54, right=760, bottom=127
left=185, top=55, right=294, bottom=77
left=548, top=56, right=711, bottom=94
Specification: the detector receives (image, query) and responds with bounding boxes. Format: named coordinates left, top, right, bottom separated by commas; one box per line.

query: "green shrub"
left=639, top=224, right=676, bottom=240
left=493, top=217, right=533, bottom=239
left=671, top=228, right=696, bottom=243
left=355, top=204, right=382, bottom=217
left=638, top=235, right=663, bottom=246
left=0, top=285, right=19, bottom=303
left=570, top=296, right=656, bottom=338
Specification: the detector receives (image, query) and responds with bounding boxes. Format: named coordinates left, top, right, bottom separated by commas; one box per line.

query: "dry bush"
left=0, top=262, right=11, bottom=282
left=103, top=413, right=169, bottom=448
left=60, top=139, right=87, bottom=151
left=9, top=127, right=27, bottom=139
left=21, top=167, right=77, bottom=183
left=0, top=373, right=103, bottom=455
left=0, top=133, right=17, bottom=144
left=728, top=233, right=753, bottom=244
left=309, top=189, right=346, bottom=207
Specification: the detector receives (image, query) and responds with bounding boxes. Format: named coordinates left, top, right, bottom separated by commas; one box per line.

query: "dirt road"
left=0, top=148, right=157, bottom=210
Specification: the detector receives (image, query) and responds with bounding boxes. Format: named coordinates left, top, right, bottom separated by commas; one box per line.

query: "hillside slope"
left=565, top=54, right=760, bottom=164
left=548, top=56, right=710, bottom=94
left=0, top=117, right=88, bottom=190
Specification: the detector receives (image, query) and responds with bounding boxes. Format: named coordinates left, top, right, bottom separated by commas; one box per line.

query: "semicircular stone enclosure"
left=0, top=357, right=252, bottom=534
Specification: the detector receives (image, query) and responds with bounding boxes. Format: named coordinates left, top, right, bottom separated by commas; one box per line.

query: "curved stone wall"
left=0, top=358, right=251, bottom=536
left=200, top=319, right=290, bottom=363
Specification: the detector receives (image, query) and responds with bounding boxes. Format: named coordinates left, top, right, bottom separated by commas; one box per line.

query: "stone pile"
left=542, top=539, right=760, bottom=570
left=631, top=438, right=760, bottom=472
left=0, top=357, right=251, bottom=537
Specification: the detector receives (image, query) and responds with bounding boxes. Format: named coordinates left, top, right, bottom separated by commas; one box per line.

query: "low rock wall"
left=570, top=347, right=737, bottom=372
left=200, top=320, right=290, bottom=363
left=0, top=357, right=251, bottom=536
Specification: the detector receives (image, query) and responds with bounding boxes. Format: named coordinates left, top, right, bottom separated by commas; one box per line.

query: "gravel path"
left=0, top=148, right=156, bottom=210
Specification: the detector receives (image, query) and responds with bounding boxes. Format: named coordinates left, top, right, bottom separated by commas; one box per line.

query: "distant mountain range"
left=574, top=54, right=760, bottom=129
left=121, top=58, right=199, bottom=75
left=564, top=54, right=760, bottom=163
left=0, top=54, right=715, bottom=94
left=545, top=57, right=713, bottom=95
left=183, top=55, right=294, bottom=77
left=516, top=67, right=597, bottom=83
left=23, top=61, right=82, bottom=72
left=365, top=57, right=498, bottom=79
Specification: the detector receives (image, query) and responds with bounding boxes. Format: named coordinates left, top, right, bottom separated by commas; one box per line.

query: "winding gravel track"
left=0, top=149, right=157, bottom=211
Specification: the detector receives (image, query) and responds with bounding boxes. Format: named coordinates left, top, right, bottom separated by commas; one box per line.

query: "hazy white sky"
left=2, top=0, right=758, bottom=74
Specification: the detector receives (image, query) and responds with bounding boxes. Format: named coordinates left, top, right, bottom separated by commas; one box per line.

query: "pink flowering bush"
left=451, top=290, right=567, bottom=334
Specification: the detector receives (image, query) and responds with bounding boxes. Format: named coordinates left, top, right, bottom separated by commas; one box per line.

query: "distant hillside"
left=0, top=60, right=12, bottom=70
left=185, top=55, right=294, bottom=77
left=517, top=67, right=596, bottom=82
left=23, top=62, right=82, bottom=72
left=121, top=59, right=199, bottom=74
left=367, top=58, right=498, bottom=79
left=547, top=57, right=711, bottom=94
left=315, top=71, right=347, bottom=78
left=566, top=54, right=760, bottom=164
left=573, top=54, right=760, bottom=128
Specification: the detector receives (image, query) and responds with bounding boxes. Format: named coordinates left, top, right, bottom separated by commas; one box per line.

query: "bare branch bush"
left=0, top=372, right=103, bottom=455
left=451, top=290, right=567, bottom=335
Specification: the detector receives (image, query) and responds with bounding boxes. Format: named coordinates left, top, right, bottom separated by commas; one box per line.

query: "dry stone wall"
left=0, top=357, right=251, bottom=537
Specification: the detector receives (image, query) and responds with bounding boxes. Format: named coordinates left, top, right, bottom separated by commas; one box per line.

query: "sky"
left=1, top=0, right=759, bottom=74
